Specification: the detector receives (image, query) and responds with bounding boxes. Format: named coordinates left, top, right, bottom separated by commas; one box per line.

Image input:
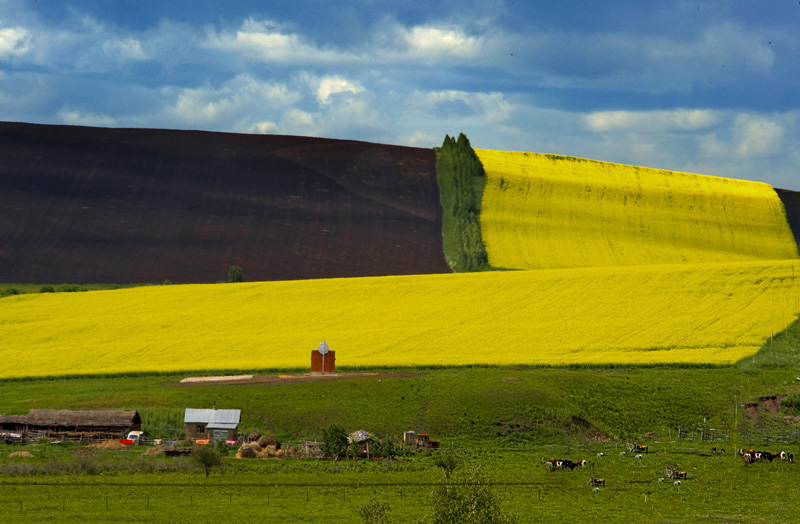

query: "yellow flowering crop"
left=2, top=260, right=799, bottom=378
left=475, top=150, right=799, bottom=270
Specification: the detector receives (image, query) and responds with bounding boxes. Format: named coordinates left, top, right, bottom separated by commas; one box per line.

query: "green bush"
left=321, top=424, right=349, bottom=459
left=39, top=285, right=55, bottom=293
left=429, top=465, right=517, bottom=524
left=228, top=266, right=243, bottom=283
left=192, top=444, right=222, bottom=477
left=360, top=498, right=393, bottom=524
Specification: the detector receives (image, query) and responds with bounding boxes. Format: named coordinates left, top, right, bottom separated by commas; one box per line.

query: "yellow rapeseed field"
left=475, top=150, right=799, bottom=270
left=2, top=260, right=799, bottom=378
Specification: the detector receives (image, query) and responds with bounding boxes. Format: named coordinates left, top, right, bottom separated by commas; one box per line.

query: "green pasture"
left=1, top=441, right=799, bottom=523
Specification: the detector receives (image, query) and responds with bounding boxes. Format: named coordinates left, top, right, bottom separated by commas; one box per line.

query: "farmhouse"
left=0, top=409, right=141, bottom=442
left=184, top=407, right=241, bottom=443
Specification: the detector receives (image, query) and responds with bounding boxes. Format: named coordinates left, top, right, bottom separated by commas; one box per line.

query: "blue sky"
left=1, top=0, right=798, bottom=189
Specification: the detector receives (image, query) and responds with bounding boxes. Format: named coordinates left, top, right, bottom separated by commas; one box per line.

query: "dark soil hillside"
left=0, top=122, right=451, bottom=283
left=776, top=188, right=800, bottom=252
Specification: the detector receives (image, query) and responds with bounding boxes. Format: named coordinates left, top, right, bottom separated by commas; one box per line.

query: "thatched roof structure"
left=0, top=409, right=141, bottom=430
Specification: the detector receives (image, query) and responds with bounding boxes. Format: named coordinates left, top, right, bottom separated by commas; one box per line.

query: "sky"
left=1, top=0, right=798, bottom=189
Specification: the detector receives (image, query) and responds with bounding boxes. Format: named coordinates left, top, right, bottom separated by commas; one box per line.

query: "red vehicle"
left=415, top=433, right=440, bottom=449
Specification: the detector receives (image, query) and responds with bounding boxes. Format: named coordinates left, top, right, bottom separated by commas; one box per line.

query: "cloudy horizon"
left=1, top=0, right=798, bottom=189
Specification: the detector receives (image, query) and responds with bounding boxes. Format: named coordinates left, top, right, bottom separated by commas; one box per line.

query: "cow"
left=557, top=459, right=586, bottom=470
left=590, top=477, right=605, bottom=487
left=666, top=466, right=687, bottom=479
left=546, top=457, right=586, bottom=471
left=780, top=451, right=794, bottom=462
left=631, top=443, right=649, bottom=454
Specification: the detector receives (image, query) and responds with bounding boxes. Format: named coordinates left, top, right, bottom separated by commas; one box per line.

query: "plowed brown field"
left=0, top=122, right=450, bottom=283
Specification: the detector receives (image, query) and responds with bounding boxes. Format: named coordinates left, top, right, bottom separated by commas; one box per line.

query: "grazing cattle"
left=547, top=458, right=585, bottom=471
left=742, top=452, right=754, bottom=464
left=590, top=477, right=605, bottom=487
left=673, top=480, right=681, bottom=486
left=666, top=466, right=687, bottom=479
left=631, top=443, right=649, bottom=454
left=762, top=452, right=778, bottom=462
left=780, top=451, right=794, bottom=462
left=634, top=454, right=643, bottom=459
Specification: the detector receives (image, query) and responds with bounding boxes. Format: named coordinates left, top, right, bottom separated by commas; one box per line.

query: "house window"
left=196, top=425, right=205, bottom=434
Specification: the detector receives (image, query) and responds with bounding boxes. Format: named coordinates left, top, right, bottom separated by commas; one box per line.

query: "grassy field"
left=3, top=353, right=800, bottom=523
left=2, top=260, right=800, bottom=378
left=475, top=149, right=799, bottom=270
left=1, top=442, right=799, bottom=523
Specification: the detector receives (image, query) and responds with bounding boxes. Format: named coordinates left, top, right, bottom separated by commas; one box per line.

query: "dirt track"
left=174, top=372, right=424, bottom=387
left=0, top=122, right=451, bottom=283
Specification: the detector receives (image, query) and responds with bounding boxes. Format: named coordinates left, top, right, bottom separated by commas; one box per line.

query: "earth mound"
left=0, top=121, right=450, bottom=283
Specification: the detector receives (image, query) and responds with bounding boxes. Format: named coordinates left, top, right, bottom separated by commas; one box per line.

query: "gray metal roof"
left=184, top=408, right=241, bottom=429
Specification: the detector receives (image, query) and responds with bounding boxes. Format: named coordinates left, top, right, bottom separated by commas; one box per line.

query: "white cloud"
left=0, top=27, right=31, bottom=58
left=584, top=109, right=720, bottom=133
left=284, top=108, right=314, bottom=127
left=206, top=18, right=360, bottom=65
left=733, top=114, right=783, bottom=158
left=316, top=76, right=364, bottom=104
left=252, top=121, right=277, bottom=134
left=402, top=25, right=481, bottom=60
left=163, top=75, right=302, bottom=128
left=57, top=109, right=115, bottom=127
left=102, top=38, right=147, bottom=61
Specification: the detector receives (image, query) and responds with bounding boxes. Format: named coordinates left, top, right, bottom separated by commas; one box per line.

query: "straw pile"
left=9, top=451, right=34, bottom=457
left=89, top=439, right=128, bottom=451
left=235, top=435, right=285, bottom=459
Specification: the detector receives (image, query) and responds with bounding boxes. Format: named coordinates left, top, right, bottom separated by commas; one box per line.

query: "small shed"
left=184, top=407, right=241, bottom=443
left=311, top=350, right=335, bottom=373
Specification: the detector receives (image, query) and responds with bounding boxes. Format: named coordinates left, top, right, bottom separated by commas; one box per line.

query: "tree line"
left=437, top=133, right=489, bottom=272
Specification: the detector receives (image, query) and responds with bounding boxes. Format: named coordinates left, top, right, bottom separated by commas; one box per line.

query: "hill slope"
left=475, top=150, right=799, bottom=270
left=2, top=259, right=799, bottom=378
left=0, top=121, right=450, bottom=283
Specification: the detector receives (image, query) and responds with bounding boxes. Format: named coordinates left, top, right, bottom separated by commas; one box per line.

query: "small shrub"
left=192, top=445, right=222, bottom=478
left=39, top=285, right=55, bottom=293
left=433, top=448, right=461, bottom=478
left=360, top=498, right=393, bottom=524
left=321, top=424, right=349, bottom=459
left=228, top=266, right=243, bottom=283
left=430, top=465, right=518, bottom=524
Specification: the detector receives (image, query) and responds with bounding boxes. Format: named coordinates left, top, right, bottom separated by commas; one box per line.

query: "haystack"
left=256, top=444, right=277, bottom=458
left=9, top=451, right=34, bottom=458
left=90, top=439, right=128, bottom=451
left=257, top=435, right=280, bottom=450
left=236, top=442, right=260, bottom=459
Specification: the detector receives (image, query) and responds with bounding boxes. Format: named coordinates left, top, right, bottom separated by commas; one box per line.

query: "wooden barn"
left=184, top=407, right=241, bottom=443
left=0, top=409, right=141, bottom=442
